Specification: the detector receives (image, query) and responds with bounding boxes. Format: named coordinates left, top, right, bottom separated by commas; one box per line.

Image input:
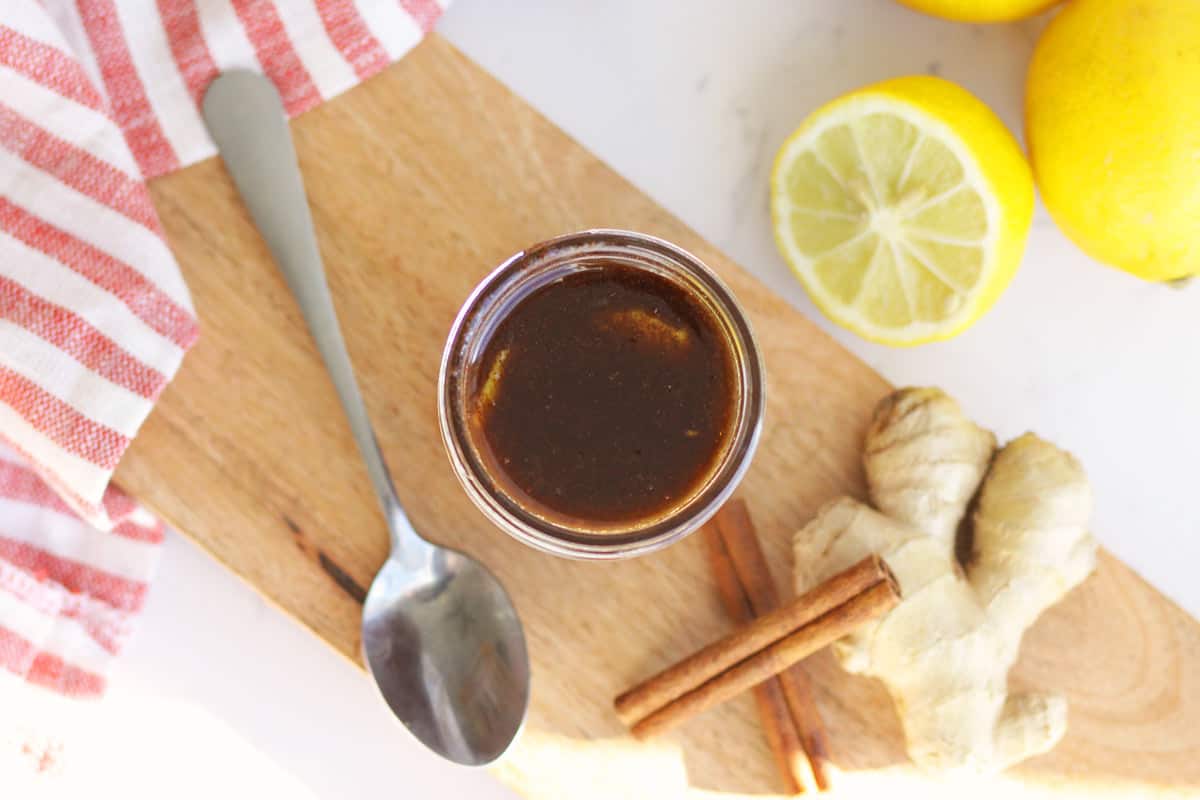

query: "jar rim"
left=438, top=229, right=764, bottom=560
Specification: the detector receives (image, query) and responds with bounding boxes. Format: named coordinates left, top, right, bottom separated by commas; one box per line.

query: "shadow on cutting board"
left=491, top=552, right=1200, bottom=799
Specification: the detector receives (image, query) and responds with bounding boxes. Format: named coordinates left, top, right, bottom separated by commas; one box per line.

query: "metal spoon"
left=202, top=71, right=529, bottom=766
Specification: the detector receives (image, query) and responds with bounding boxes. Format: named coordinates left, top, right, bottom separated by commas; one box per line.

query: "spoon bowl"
left=363, top=549, right=529, bottom=765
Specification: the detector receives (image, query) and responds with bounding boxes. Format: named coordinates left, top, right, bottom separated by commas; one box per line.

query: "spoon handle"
left=202, top=71, right=429, bottom=563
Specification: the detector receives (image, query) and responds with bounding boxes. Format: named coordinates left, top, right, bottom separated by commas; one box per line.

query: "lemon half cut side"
left=771, top=76, right=1034, bottom=346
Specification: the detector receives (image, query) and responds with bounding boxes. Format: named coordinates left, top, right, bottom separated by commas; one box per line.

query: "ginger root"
left=794, top=388, right=1097, bottom=774
left=865, top=387, right=995, bottom=558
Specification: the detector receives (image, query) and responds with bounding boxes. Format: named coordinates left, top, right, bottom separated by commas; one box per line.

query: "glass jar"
left=438, top=230, right=764, bottom=560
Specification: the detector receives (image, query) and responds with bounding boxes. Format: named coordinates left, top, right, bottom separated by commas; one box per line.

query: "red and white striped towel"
left=0, top=445, right=163, bottom=697
left=1, top=0, right=445, bottom=702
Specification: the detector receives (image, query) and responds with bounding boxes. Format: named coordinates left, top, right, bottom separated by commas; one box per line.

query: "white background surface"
left=53, top=1, right=1200, bottom=797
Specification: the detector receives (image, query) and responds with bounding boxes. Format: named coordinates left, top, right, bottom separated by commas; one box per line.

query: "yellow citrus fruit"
left=770, top=76, right=1034, bottom=346
left=896, top=0, right=1061, bottom=22
left=1026, top=0, right=1200, bottom=282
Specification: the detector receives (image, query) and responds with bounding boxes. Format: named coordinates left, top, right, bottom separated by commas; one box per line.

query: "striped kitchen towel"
left=0, top=446, right=163, bottom=697
left=0, top=0, right=445, bottom=699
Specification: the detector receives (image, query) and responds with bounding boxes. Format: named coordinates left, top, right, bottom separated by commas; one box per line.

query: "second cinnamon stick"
left=703, top=522, right=807, bottom=794
left=715, top=500, right=832, bottom=791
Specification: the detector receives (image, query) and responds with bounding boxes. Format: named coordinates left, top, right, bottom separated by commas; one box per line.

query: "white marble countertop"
left=65, top=2, right=1199, bottom=796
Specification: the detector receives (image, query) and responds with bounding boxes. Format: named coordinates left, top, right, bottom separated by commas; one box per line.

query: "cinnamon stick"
left=703, top=523, right=807, bottom=794
left=614, top=554, right=892, bottom=727
left=716, top=500, right=832, bottom=791
left=630, top=579, right=899, bottom=740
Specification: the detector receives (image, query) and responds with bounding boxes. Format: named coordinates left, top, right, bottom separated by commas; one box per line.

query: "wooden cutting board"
left=115, top=35, right=1200, bottom=798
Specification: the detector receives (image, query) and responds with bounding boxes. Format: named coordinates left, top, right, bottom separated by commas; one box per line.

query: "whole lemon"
left=897, top=0, right=1060, bottom=22
left=1026, top=0, right=1200, bottom=282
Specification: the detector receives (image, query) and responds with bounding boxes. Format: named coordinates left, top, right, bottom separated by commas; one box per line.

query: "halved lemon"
left=770, top=76, right=1033, bottom=346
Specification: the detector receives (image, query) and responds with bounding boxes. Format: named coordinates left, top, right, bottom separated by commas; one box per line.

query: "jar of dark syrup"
left=440, top=230, right=763, bottom=559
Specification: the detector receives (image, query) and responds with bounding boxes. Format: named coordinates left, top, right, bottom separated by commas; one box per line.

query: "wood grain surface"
left=116, top=35, right=1200, bottom=798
